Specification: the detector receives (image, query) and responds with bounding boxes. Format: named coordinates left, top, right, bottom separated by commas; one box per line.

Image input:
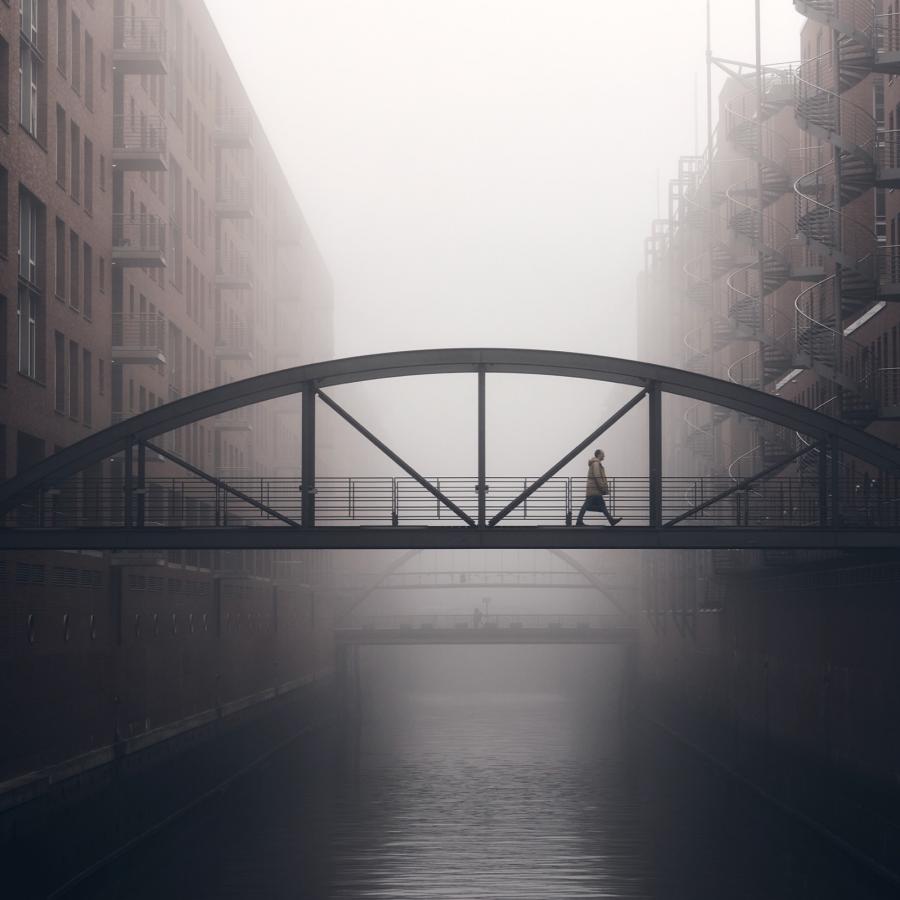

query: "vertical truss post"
left=301, top=382, right=316, bottom=528
left=136, top=441, right=147, bottom=528
left=123, top=439, right=134, bottom=528
left=830, top=438, right=841, bottom=527
left=648, top=382, right=663, bottom=527
left=477, top=367, right=487, bottom=528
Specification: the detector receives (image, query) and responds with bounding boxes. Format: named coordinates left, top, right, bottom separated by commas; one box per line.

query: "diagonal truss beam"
left=144, top=441, right=301, bottom=528
left=663, top=440, right=824, bottom=527
left=489, top=388, right=648, bottom=527
left=316, top=389, right=476, bottom=527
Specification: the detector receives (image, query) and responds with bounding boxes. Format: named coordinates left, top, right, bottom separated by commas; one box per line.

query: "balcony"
left=215, top=255, right=253, bottom=290
left=215, top=323, right=253, bottom=361
left=113, top=16, right=167, bottom=75
left=112, top=313, right=167, bottom=366
left=113, top=215, right=167, bottom=268
left=113, top=115, right=167, bottom=171
left=215, top=177, right=254, bottom=219
left=214, top=111, right=254, bottom=149
left=877, top=245, right=900, bottom=300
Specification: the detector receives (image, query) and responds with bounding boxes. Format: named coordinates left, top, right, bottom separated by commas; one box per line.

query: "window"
left=71, top=14, right=80, bottom=94
left=21, top=0, right=39, bottom=46
left=68, top=339, right=79, bottom=419
left=98, top=357, right=104, bottom=395
left=83, top=137, right=92, bottom=212
left=19, top=41, right=41, bottom=138
left=18, top=188, right=42, bottom=286
left=82, top=241, right=91, bottom=318
left=56, top=0, right=66, bottom=73
left=99, top=154, right=105, bottom=191
left=54, top=331, right=65, bottom=411
left=99, top=52, right=106, bottom=91
left=55, top=105, right=65, bottom=185
left=70, top=121, right=80, bottom=202
left=68, top=229, right=79, bottom=309
left=82, top=348, right=91, bottom=424
left=0, top=37, right=10, bottom=130
left=99, top=256, right=105, bottom=292
left=0, top=167, right=7, bottom=257
left=54, top=217, right=65, bottom=298
left=0, top=296, right=7, bottom=385
left=84, top=32, right=93, bottom=109
left=17, top=285, right=40, bottom=379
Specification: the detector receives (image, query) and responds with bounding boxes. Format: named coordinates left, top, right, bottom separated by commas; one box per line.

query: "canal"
left=65, top=644, right=897, bottom=899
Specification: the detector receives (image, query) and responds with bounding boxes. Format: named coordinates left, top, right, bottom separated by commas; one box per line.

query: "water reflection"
left=67, top=644, right=898, bottom=899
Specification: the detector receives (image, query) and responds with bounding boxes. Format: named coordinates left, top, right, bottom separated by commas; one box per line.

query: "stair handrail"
left=794, top=273, right=869, bottom=365
left=682, top=325, right=710, bottom=371
left=794, top=60, right=876, bottom=158
left=723, top=86, right=792, bottom=177
left=793, top=157, right=877, bottom=274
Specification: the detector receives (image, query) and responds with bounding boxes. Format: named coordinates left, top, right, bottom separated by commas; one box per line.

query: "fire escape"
left=110, top=11, right=169, bottom=424
left=792, top=0, right=900, bottom=422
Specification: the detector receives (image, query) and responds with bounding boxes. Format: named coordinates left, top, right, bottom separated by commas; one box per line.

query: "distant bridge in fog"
left=335, top=613, right=637, bottom=645
left=2, top=349, right=900, bottom=550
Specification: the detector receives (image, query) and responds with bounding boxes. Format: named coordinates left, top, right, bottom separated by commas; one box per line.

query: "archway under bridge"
left=2, top=349, right=900, bottom=550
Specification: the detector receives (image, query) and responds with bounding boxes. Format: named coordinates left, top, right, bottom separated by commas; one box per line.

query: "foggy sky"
left=204, top=0, right=803, bottom=476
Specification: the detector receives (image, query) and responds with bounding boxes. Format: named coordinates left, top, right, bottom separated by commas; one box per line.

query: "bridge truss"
left=2, top=349, right=900, bottom=550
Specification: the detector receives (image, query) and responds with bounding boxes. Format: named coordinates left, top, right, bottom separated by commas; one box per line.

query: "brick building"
left=0, top=0, right=335, bottom=803
left=636, top=2, right=900, bottom=876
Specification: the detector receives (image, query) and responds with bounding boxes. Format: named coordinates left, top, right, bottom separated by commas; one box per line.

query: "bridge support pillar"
left=302, top=382, right=316, bottom=528
left=648, top=382, right=663, bottom=528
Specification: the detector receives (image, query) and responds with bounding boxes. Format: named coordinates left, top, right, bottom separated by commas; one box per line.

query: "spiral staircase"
left=793, top=1, right=900, bottom=77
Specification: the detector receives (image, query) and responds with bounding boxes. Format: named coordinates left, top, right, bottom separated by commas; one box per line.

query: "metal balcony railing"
left=216, top=178, right=253, bottom=206
left=113, top=16, right=166, bottom=55
left=874, top=11, right=900, bottom=54
left=113, top=215, right=167, bottom=254
left=112, top=313, right=166, bottom=351
left=113, top=114, right=167, bottom=155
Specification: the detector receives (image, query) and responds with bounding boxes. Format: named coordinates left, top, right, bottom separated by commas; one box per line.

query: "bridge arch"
left=2, top=349, right=900, bottom=548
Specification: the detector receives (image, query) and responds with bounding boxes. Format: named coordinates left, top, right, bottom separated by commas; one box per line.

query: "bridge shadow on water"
left=61, top=645, right=898, bottom=900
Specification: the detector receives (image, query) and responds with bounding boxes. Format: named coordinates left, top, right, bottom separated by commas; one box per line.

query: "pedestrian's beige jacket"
left=585, top=458, right=608, bottom=497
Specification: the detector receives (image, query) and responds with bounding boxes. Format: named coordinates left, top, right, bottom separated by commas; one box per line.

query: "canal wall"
left=0, top=557, right=339, bottom=894
left=637, top=550, right=900, bottom=882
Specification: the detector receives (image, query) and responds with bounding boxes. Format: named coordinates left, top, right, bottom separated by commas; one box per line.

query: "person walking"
left=575, top=449, right=622, bottom=526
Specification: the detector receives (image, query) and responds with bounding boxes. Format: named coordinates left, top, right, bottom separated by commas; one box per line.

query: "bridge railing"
left=7, top=470, right=900, bottom=528
left=337, top=613, right=636, bottom=632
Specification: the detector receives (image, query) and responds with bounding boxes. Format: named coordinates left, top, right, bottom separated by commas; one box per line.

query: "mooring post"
left=302, top=382, right=316, bottom=528
left=136, top=441, right=146, bottom=528
left=648, top=382, right=663, bottom=527
left=123, top=439, right=134, bottom=528
left=478, top=366, right=487, bottom=527
left=818, top=442, right=829, bottom=526
left=830, top=438, right=841, bottom=527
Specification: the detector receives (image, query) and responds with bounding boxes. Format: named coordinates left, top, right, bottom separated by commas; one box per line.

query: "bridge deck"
left=4, top=525, right=900, bottom=550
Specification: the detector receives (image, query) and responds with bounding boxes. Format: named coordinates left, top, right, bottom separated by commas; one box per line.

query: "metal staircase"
left=793, top=1, right=900, bottom=77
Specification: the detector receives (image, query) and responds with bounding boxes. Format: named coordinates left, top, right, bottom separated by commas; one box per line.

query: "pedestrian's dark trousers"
left=577, top=494, right=611, bottom=525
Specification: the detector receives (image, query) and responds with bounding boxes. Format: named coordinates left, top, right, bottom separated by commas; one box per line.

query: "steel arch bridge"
left=2, top=348, right=900, bottom=550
